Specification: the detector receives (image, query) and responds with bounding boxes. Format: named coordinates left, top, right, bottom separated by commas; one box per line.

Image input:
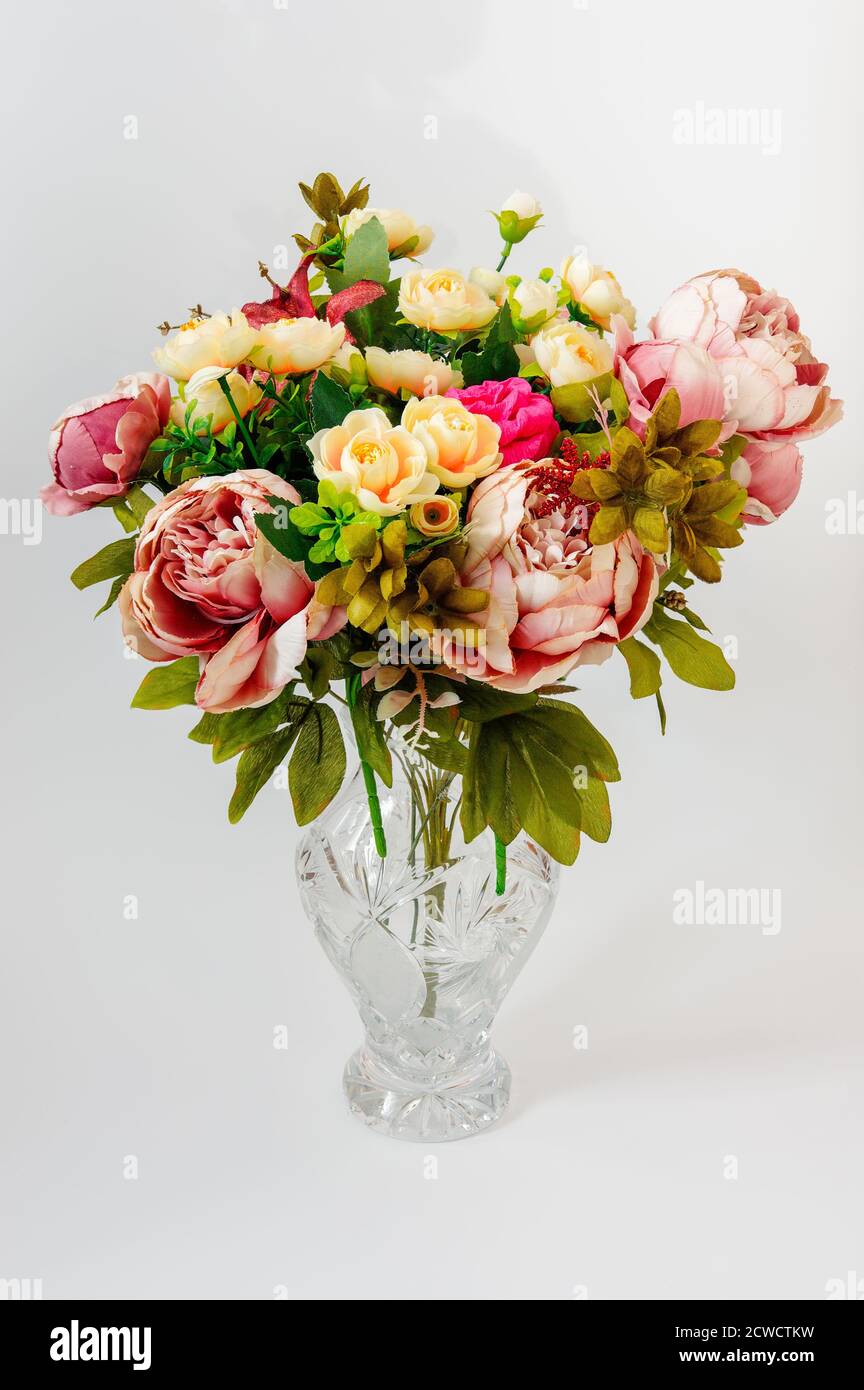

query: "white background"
left=0, top=0, right=861, bottom=1300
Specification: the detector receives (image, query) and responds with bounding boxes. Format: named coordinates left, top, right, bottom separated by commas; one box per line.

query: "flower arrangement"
left=47, top=173, right=842, bottom=888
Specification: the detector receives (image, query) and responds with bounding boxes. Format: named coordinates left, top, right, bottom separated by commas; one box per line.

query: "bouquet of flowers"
left=46, top=173, right=842, bottom=888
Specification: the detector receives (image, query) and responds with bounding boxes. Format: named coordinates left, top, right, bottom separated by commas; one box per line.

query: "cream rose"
left=154, top=310, right=257, bottom=381
left=401, top=394, right=502, bottom=488
left=501, top=190, right=543, bottom=221
left=172, top=368, right=262, bottom=434
left=560, top=252, right=636, bottom=330
left=308, top=406, right=438, bottom=516
left=531, top=319, right=615, bottom=388
left=343, top=206, right=433, bottom=256
left=399, top=268, right=497, bottom=334
left=365, top=346, right=461, bottom=397
left=249, top=316, right=346, bottom=374
left=509, top=277, right=559, bottom=332
left=469, top=266, right=508, bottom=305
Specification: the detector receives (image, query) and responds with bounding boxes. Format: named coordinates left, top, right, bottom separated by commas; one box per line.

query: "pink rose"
left=649, top=269, right=842, bottom=445
left=446, top=377, right=558, bottom=467
left=119, top=470, right=346, bottom=713
left=732, top=440, right=803, bottom=525
left=447, top=462, right=659, bottom=692
left=43, top=373, right=171, bottom=516
left=613, top=319, right=727, bottom=440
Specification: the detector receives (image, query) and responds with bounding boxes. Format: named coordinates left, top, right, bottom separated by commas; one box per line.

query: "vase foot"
left=342, top=1046, right=512, bottom=1143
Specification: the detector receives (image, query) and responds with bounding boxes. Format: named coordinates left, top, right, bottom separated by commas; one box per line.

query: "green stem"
left=496, top=244, right=512, bottom=273
left=346, top=674, right=387, bottom=859
left=217, top=376, right=261, bottom=467
left=495, top=834, right=507, bottom=896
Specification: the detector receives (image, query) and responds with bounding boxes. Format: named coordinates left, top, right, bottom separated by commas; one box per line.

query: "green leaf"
left=131, top=656, right=200, bottom=710
left=655, top=689, right=667, bottom=735
left=71, top=538, right=135, bottom=591
left=576, top=776, right=611, bottom=843
left=350, top=682, right=392, bottom=786
left=93, top=574, right=126, bottom=618
left=309, top=371, right=353, bottom=431
left=188, top=712, right=224, bottom=745
left=110, top=499, right=138, bottom=533
left=125, top=486, right=156, bottom=526
left=289, top=705, right=346, bottom=825
left=457, top=681, right=538, bottom=722
left=550, top=371, right=613, bottom=425
left=210, top=692, right=299, bottom=763
left=643, top=609, right=735, bottom=691
left=459, top=304, right=520, bottom=386
left=529, top=699, right=620, bottom=781
left=228, top=726, right=300, bottom=824
left=342, top=216, right=390, bottom=287
left=254, top=508, right=308, bottom=563
left=618, top=637, right=662, bottom=698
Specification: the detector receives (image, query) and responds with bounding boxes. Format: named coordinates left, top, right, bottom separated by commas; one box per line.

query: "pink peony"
left=446, top=462, right=659, bottom=692
left=43, top=373, right=171, bottom=516
left=732, top=440, right=803, bottom=525
left=613, top=319, right=727, bottom=440
left=119, top=470, right=345, bottom=713
left=649, top=269, right=842, bottom=445
left=445, top=377, right=558, bottom=467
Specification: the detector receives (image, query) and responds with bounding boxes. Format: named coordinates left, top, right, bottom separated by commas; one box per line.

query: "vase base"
left=342, top=1047, right=512, bottom=1143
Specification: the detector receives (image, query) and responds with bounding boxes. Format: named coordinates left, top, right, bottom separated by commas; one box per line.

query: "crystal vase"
left=296, top=733, right=559, bottom=1142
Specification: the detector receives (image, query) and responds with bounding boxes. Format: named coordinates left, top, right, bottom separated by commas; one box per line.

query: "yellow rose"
left=172, top=368, right=262, bottom=434
left=530, top=320, right=615, bottom=388
left=308, top=406, right=438, bottom=516
left=410, top=496, right=460, bottom=537
left=154, top=310, right=257, bottom=381
left=401, top=395, right=502, bottom=488
left=365, top=346, right=461, bottom=397
left=399, top=268, right=497, bottom=334
left=343, top=206, right=433, bottom=257
left=249, top=316, right=346, bottom=374
left=560, top=252, right=636, bottom=330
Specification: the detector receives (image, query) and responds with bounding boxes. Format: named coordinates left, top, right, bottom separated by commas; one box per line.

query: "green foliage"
left=228, top=726, right=300, bottom=824
left=642, top=607, right=735, bottom=691
left=294, top=171, right=369, bottom=260
left=460, top=698, right=619, bottom=866
left=309, top=371, right=353, bottom=432
left=131, top=657, right=200, bottom=709
left=341, top=216, right=390, bottom=287
left=291, top=480, right=383, bottom=564
left=618, top=637, right=662, bottom=698
left=459, top=304, right=520, bottom=385
left=348, top=679, right=392, bottom=786
left=71, top=537, right=135, bottom=591
left=288, top=704, right=346, bottom=824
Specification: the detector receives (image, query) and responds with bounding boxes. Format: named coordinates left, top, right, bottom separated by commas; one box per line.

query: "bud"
left=494, top=190, right=543, bottom=245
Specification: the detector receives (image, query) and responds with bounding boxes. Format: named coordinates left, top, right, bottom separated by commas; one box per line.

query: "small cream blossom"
left=154, top=310, right=257, bottom=381
left=399, top=268, right=497, bottom=334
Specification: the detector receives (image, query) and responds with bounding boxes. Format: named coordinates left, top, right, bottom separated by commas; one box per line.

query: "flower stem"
left=346, top=674, right=387, bottom=858
left=495, top=834, right=507, bottom=895
left=217, top=375, right=261, bottom=467
left=496, top=244, right=512, bottom=273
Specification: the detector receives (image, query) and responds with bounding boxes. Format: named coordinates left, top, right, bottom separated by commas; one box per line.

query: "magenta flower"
left=446, top=377, right=558, bottom=468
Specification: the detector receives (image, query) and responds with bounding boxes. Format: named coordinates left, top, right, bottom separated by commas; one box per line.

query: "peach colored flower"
left=401, top=394, right=502, bottom=488
left=307, top=406, right=439, bottom=515
left=153, top=310, right=257, bottom=381
left=119, top=470, right=345, bottom=712
left=249, top=316, right=346, bottom=374
left=399, top=268, right=497, bottom=334
left=43, top=373, right=171, bottom=516
left=531, top=319, right=615, bottom=387
left=171, top=368, right=261, bottom=434
left=364, top=346, right=461, bottom=396
left=448, top=463, right=659, bottom=691
left=409, top=496, right=460, bottom=537
left=560, top=251, right=636, bottom=330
